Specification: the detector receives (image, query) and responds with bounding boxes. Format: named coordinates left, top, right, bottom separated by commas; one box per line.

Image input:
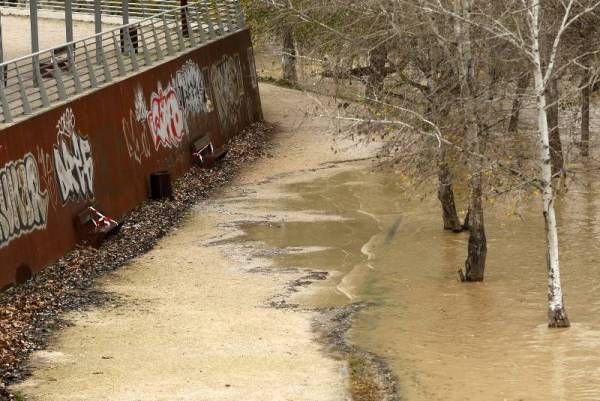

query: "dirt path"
left=11, top=84, right=375, bottom=401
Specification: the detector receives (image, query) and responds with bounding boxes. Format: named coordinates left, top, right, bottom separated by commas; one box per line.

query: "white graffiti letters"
left=171, top=60, right=208, bottom=116
left=211, top=54, right=244, bottom=134
left=134, top=86, right=149, bottom=123
left=53, top=108, right=95, bottom=204
left=127, top=60, right=213, bottom=156
left=147, top=83, right=187, bottom=150
left=0, top=154, right=49, bottom=248
left=122, top=111, right=152, bottom=165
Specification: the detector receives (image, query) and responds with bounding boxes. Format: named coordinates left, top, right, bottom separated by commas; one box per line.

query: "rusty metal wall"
left=0, top=29, right=262, bottom=288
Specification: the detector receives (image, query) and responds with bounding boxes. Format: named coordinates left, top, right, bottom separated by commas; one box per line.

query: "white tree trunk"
left=530, top=4, right=570, bottom=328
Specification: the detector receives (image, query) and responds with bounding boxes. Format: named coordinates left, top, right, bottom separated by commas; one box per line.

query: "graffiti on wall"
left=124, top=57, right=243, bottom=159
left=122, top=110, right=152, bottom=165
left=171, top=60, right=210, bottom=116
left=210, top=54, right=244, bottom=134
left=147, top=83, right=187, bottom=150
left=132, top=60, right=210, bottom=152
left=247, top=47, right=258, bottom=89
left=36, top=146, right=60, bottom=211
left=53, top=108, right=95, bottom=204
left=134, top=86, right=148, bottom=124
left=0, top=153, right=49, bottom=249
left=210, top=54, right=245, bottom=134
left=119, top=87, right=154, bottom=165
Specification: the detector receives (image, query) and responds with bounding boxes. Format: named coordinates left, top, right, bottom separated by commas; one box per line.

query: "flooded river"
left=228, top=165, right=600, bottom=401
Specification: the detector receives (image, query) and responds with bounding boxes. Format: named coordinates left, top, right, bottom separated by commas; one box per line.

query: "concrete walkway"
left=1, top=14, right=118, bottom=61
left=11, top=84, right=374, bottom=401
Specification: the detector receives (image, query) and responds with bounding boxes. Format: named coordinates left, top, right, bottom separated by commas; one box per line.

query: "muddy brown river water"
left=229, top=166, right=600, bottom=401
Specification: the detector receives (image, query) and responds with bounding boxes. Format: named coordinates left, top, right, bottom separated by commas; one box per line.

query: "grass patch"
left=349, top=353, right=382, bottom=401
left=13, top=391, right=26, bottom=401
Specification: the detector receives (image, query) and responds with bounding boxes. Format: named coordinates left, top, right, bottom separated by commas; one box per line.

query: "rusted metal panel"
left=0, top=29, right=262, bottom=288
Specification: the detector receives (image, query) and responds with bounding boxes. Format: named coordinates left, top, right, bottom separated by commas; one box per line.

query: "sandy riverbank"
left=10, top=83, right=389, bottom=401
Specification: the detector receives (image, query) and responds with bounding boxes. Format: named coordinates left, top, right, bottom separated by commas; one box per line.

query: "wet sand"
left=11, top=83, right=377, bottom=400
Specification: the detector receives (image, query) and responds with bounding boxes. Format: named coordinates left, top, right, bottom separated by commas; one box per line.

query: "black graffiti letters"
left=0, top=154, right=49, bottom=248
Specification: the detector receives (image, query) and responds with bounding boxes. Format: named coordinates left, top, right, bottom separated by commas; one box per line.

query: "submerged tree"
left=262, top=0, right=600, bottom=327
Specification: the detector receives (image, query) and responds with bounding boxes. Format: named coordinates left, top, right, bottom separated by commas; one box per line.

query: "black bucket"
left=150, top=171, right=172, bottom=200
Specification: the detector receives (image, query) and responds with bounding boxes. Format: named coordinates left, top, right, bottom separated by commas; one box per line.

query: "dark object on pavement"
left=150, top=171, right=173, bottom=199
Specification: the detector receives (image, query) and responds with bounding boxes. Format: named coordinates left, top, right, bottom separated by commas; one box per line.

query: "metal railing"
left=1, top=1, right=181, bottom=20
left=0, top=0, right=245, bottom=124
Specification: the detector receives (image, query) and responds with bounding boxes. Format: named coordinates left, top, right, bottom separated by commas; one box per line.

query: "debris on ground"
left=313, top=304, right=401, bottom=401
left=0, top=123, right=274, bottom=399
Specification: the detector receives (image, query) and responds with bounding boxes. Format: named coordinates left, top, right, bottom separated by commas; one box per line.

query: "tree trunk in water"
left=437, top=147, right=463, bottom=232
left=462, top=169, right=486, bottom=281
left=546, top=78, right=564, bottom=176
left=531, top=6, right=570, bottom=327
left=508, top=72, right=530, bottom=133
left=454, top=0, right=486, bottom=281
left=581, top=67, right=591, bottom=157
left=281, top=25, right=297, bottom=83
left=462, top=208, right=471, bottom=231
left=365, top=44, right=387, bottom=100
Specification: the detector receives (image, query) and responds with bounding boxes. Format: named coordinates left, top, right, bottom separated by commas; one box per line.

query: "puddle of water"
left=226, top=166, right=600, bottom=401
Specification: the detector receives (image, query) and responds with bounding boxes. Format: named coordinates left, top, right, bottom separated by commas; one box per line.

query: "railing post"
left=0, top=11, right=5, bottom=97
left=83, top=41, right=98, bottom=88
left=123, top=0, right=130, bottom=25
left=180, top=0, right=189, bottom=37
left=127, top=27, right=139, bottom=71
left=65, top=0, right=73, bottom=42
left=34, top=64, right=49, bottom=107
left=51, top=50, right=67, bottom=100
left=111, top=31, right=126, bottom=76
left=174, top=13, right=186, bottom=51
left=122, top=0, right=137, bottom=61
left=150, top=18, right=163, bottom=60
left=68, top=43, right=82, bottom=94
left=15, top=64, right=32, bottom=114
left=194, top=4, right=208, bottom=42
left=203, top=3, right=217, bottom=39
left=162, top=14, right=175, bottom=56
left=98, top=45, right=112, bottom=83
left=225, top=0, right=236, bottom=29
left=30, top=0, right=40, bottom=86
left=213, top=0, right=226, bottom=35
left=139, top=28, right=153, bottom=66
left=185, top=8, right=197, bottom=47
left=235, top=0, right=245, bottom=29
left=0, top=77, right=12, bottom=123
left=94, top=0, right=102, bottom=62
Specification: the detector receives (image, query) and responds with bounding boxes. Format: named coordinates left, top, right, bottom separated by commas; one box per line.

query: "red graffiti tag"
left=147, top=84, right=187, bottom=150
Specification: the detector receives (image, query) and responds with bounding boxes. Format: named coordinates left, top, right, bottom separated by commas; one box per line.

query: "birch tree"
left=463, top=0, right=599, bottom=326
left=527, top=0, right=573, bottom=327
left=415, top=0, right=600, bottom=327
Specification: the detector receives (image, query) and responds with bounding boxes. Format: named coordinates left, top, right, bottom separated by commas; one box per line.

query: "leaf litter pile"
left=0, top=123, right=274, bottom=399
